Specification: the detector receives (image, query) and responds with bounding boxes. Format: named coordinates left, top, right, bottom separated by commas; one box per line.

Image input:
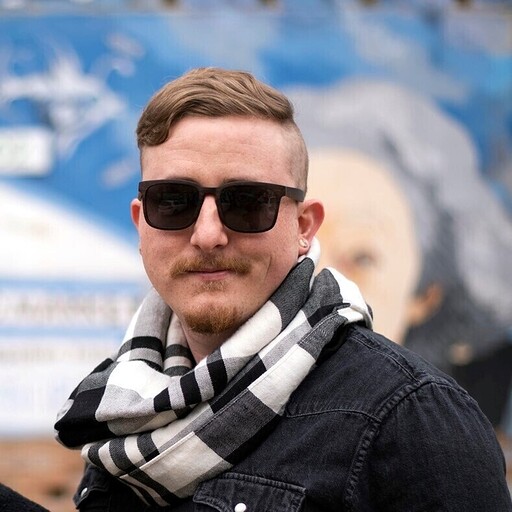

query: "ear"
left=297, top=199, right=325, bottom=256
left=130, top=198, right=142, bottom=231
left=407, top=282, right=444, bottom=327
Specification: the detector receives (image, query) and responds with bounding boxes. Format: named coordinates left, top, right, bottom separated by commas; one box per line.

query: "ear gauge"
left=299, top=238, right=309, bottom=249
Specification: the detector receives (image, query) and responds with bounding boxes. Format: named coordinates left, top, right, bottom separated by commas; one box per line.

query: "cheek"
left=138, top=230, right=179, bottom=279
left=139, top=230, right=159, bottom=263
left=255, top=225, right=301, bottom=288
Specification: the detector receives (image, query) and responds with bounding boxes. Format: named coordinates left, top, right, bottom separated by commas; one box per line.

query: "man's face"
left=132, top=116, right=308, bottom=340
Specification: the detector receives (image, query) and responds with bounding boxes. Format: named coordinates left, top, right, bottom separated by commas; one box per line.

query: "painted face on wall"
left=308, top=149, right=423, bottom=344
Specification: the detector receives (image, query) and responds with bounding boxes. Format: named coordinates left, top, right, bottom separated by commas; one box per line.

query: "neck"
left=182, top=327, right=236, bottom=364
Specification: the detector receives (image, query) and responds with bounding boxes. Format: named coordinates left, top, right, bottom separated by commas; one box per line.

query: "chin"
left=184, top=304, right=243, bottom=335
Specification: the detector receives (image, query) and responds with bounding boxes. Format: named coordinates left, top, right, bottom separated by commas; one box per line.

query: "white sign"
left=0, top=127, right=54, bottom=176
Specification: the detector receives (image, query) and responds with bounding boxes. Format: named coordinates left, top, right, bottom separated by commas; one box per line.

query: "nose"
left=190, top=195, right=229, bottom=251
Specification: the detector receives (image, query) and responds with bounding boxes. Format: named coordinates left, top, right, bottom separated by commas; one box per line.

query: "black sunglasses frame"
left=137, top=179, right=306, bottom=233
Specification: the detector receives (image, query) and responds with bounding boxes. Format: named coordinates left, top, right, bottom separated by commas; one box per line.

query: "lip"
left=188, top=269, right=232, bottom=281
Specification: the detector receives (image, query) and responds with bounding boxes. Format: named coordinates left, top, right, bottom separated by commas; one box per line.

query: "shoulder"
left=290, top=324, right=475, bottom=421
left=288, top=325, right=511, bottom=509
left=341, top=323, right=455, bottom=382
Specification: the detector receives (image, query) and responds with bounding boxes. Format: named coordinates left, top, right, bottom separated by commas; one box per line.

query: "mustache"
left=170, top=256, right=251, bottom=277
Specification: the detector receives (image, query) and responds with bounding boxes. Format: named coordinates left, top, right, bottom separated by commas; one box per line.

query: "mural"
left=293, top=78, right=512, bottom=427
left=0, top=3, right=510, bottom=508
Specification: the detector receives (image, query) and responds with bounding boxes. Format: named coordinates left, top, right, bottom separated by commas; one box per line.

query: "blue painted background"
left=0, top=5, right=510, bottom=434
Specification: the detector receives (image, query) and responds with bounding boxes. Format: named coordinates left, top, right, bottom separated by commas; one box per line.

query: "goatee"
left=185, top=304, right=242, bottom=335
left=170, top=255, right=251, bottom=335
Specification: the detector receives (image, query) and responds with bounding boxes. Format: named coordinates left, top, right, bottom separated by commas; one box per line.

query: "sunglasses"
left=138, top=179, right=305, bottom=233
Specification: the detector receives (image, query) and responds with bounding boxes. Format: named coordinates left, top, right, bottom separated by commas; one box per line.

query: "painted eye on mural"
left=348, top=250, right=378, bottom=270
left=354, top=251, right=377, bottom=267
left=335, top=249, right=379, bottom=278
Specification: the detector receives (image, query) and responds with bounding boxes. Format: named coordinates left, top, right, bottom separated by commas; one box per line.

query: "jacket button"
left=234, top=503, right=247, bottom=512
left=80, top=487, right=88, bottom=497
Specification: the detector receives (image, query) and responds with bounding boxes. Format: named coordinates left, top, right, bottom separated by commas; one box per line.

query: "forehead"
left=140, top=116, right=302, bottom=185
left=309, top=149, right=417, bottom=240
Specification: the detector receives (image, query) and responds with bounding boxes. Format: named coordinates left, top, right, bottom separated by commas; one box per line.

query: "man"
left=55, top=67, right=512, bottom=511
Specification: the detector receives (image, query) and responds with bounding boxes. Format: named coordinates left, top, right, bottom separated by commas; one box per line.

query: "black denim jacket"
left=74, top=325, right=512, bottom=511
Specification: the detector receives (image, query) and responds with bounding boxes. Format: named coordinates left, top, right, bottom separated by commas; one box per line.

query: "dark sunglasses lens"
left=220, top=185, right=280, bottom=233
left=144, top=183, right=200, bottom=229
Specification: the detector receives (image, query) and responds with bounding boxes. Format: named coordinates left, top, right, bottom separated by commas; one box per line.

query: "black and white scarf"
left=55, top=239, right=372, bottom=507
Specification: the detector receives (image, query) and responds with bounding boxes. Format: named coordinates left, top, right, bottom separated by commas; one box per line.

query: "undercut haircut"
left=136, top=67, right=308, bottom=189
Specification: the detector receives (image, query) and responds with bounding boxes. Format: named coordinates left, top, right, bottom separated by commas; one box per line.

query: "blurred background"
left=0, top=0, right=511, bottom=510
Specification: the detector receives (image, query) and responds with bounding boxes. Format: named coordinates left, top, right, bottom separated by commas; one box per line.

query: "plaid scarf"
left=55, top=240, right=371, bottom=507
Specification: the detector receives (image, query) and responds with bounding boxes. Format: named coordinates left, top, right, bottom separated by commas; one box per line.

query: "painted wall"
left=0, top=3, right=511, bottom=509
left=0, top=0, right=510, bottom=440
